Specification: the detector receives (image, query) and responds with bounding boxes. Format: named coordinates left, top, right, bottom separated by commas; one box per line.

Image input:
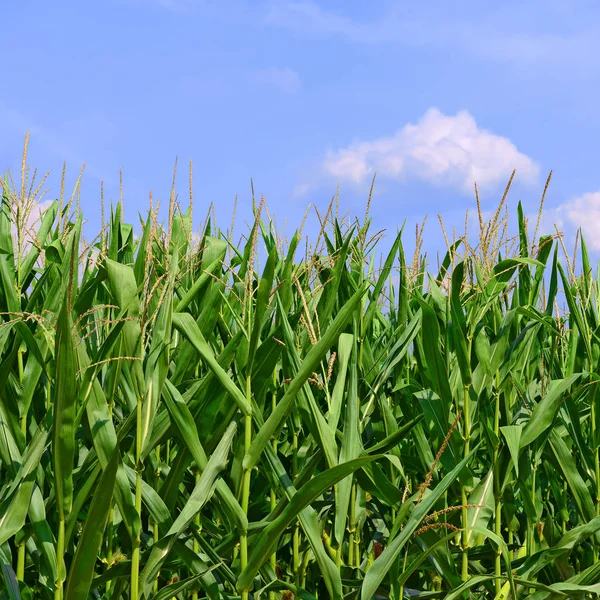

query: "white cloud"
left=252, top=67, right=301, bottom=94
left=546, top=192, right=600, bottom=249
left=323, top=108, right=539, bottom=193
left=262, top=1, right=600, bottom=69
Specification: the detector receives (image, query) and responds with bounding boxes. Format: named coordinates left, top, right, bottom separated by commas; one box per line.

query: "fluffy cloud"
left=547, top=191, right=600, bottom=250
left=323, top=108, right=540, bottom=193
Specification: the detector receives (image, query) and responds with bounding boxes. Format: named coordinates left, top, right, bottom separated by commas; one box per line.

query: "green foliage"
left=1, top=159, right=600, bottom=600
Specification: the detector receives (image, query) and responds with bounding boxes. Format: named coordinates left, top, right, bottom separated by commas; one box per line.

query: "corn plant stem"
left=461, top=489, right=469, bottom=581
left=528, top=459, right=538, bottom=595
left=154, top=444, right=161, bottom=594
left=293, top=524, right=300, bottom=584
left=153, top=522, right=159, bottom=594
left=389, top=457, right=397, bottom=525
left=593, top=400, right=599, bottom=510
left=562, top=480, right=568, bottom=535
left=300, top=551, right=310, bottom=589
left=269, top=486, right=277, bottom=600
left=593, top=397, right=600, bottom=563
left=461, top=385, right=470, bottom=582
left=398, top=548, right=408, bottom=600
left=323, top=530, right=336, bottom=561
left=131, top=397, right=143, bottom=600
left=192, top=469, right=201, bottom=600
left=347, top=531, right=353, bottom=568
left=269, top=381, right=278, bottom=600
left=17, top=350, right=26, bottom=582
left=348, top=482, right=356, bottom=567
left=390, top=463, right=399, bottom=526
left=106, top=505, right=114, bottom=592
left=596, top=448, right=600, bottom=518
left=292, top=430, right=300, bottom=584
left=240, top=375, right=253, bottom=600
left=348, top=484, right=356, bottom=567
left=493, top=387, right=502, bottom=594
left=530, top=462, right=537, bottom=557
left=54, top=517, right=65, bottom=600
left=240, top=255, right=254, bottom=600
left=106, top=384, right=115, bottom=592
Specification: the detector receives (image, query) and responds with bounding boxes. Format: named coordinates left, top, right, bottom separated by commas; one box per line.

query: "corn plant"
left=1, top=143, right=600, bottom=600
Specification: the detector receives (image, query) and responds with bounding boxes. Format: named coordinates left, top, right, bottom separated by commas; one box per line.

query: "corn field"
left=1, top=147, right=600, bottom=600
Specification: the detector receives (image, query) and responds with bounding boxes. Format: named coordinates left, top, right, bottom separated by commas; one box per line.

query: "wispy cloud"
left=544, top=191, right=600, bottom=250
left=262, top=1, right=600, bottom=68
left=252, top=67, right=301, bottom=94
left=142, top=1, right=600, bottom=69
left=322, top=108, right=539, bottom=194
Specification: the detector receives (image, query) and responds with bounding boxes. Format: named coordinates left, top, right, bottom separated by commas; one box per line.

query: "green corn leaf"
left=500, top=425, right=523, bottom=476
left=334, top=348, right=361, bottom=545
left=450, top=261, right=471, bottom=387
left=416, top=298, right=453, bottom=409
left=162, top=379, right=247, bottom=531
left=245, top=284, right=368, bottom=472
left=53, top=287, right=76, bottom=520
left=172, top=313, right=251, bottom=416
left=237, top=455, right=380, bottom=592
left=328, top=333, right=353, bottom=431
left=64, top=447, right=119, bottom=600
left=247, top=245, right=276, bottom=371
left=140, top=422, right=236, bottom=593
left=549, top=430, right=597, bottom=526
left=466, top=469, right=495, bottom=545
left=0, top=564, right=20, bottom=600
left=520, top=374, right=581, bottom=448
left=361, top=445, right=479, bottom=600
left=152, top=567, right=220, bottom=600
left=0, top=474, right=36, bottom=546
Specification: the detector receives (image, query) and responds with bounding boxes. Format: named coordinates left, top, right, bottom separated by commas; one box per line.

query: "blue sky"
left=2, top=0, right=600, bottom=261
